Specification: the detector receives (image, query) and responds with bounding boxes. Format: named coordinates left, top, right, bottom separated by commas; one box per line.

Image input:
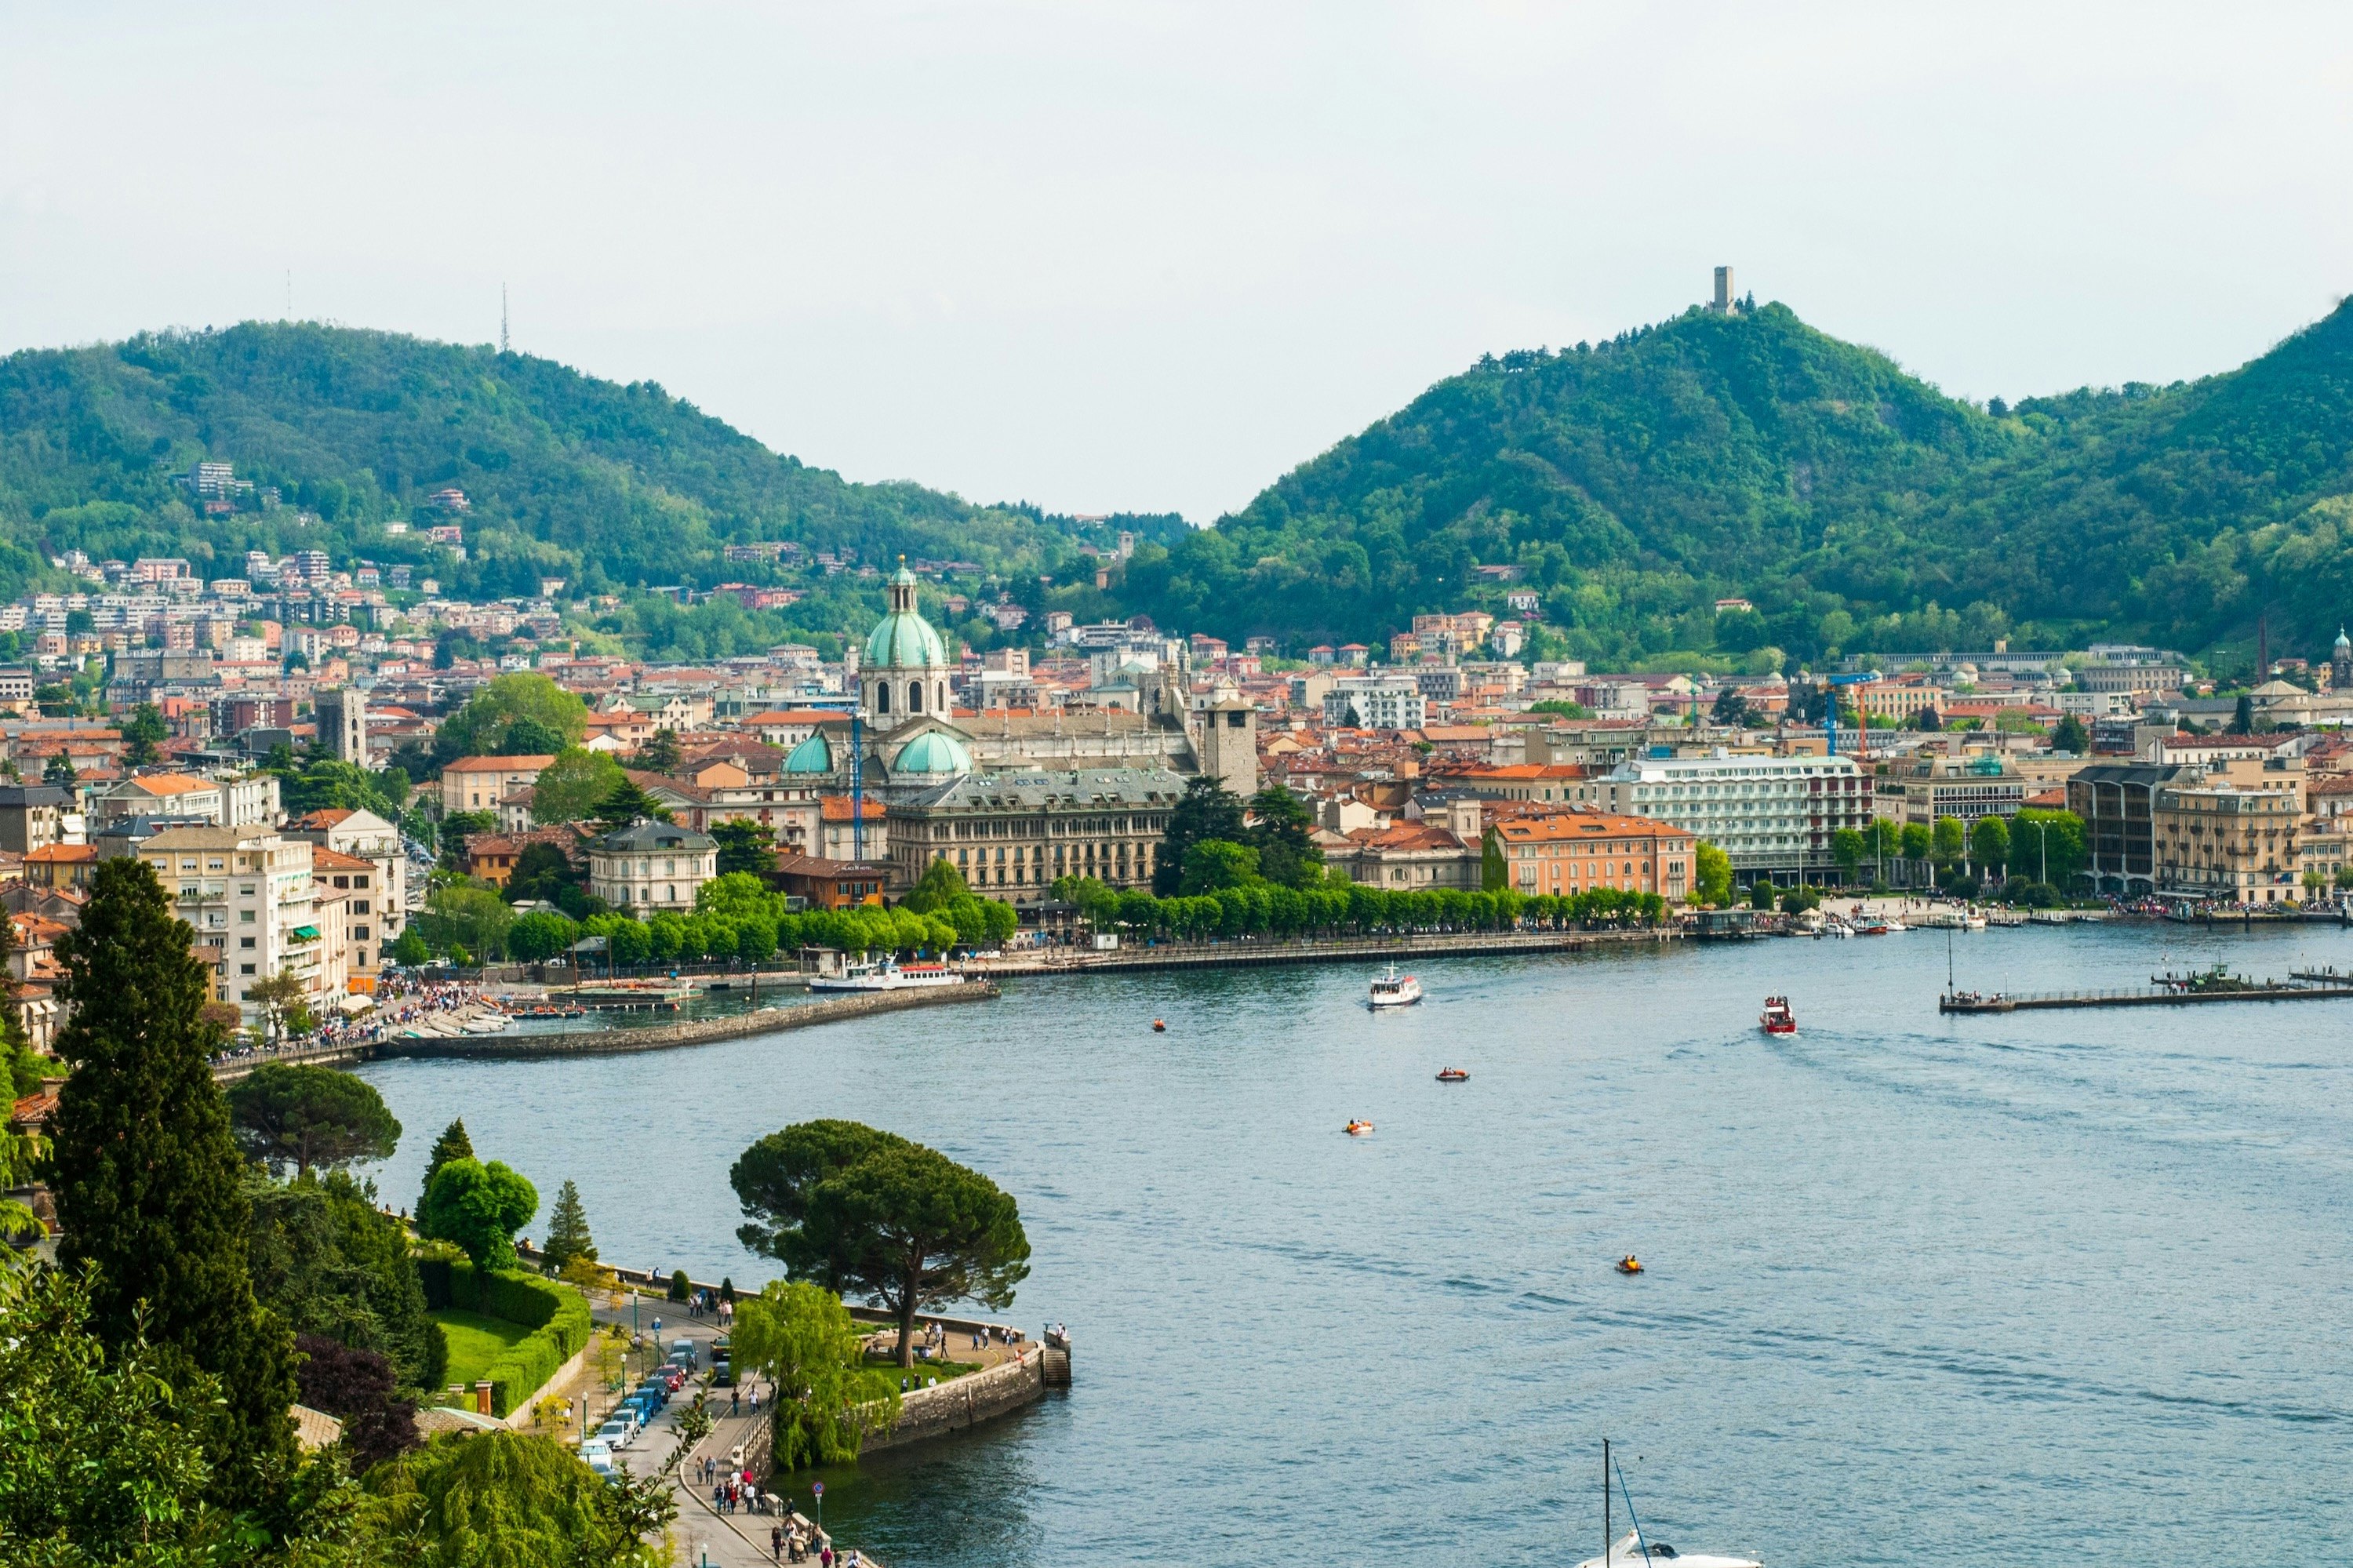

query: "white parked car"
left=595, top=1419, right=633, bottom=1450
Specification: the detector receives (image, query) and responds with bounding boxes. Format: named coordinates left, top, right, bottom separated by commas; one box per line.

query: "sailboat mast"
left=1604, top=1437, right=1611, bottom=1566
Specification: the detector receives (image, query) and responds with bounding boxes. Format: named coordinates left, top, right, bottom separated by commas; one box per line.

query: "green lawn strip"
left=860, top=1355, right=980, bottom=1388
left=432, top=1308, right=534, bottom=1390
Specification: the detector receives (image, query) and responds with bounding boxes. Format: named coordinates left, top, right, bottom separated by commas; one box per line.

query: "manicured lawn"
left=432, top=1308, right=533, bottom=1389
left=861, top=1353, right=979, bottom=1387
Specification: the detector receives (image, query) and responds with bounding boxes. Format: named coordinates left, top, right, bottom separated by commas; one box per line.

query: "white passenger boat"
left=809, top=959, right=968, bottom=994
left=1367, top=964, right=1424, bottom=1009
left=462, top=1012, right=511, bottom=1035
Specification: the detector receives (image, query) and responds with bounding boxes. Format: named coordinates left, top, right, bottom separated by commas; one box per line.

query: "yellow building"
left=2152, top=782, right=2300, bottom=905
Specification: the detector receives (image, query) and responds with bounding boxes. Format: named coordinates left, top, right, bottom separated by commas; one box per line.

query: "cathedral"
left=774, top=563, right=1206, bottom=904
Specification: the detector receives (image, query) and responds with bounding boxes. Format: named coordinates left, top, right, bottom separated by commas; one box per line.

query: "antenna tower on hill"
left=500, top=284, right=510, bottom=354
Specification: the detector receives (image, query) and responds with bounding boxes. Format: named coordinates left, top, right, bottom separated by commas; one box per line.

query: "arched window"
left=875, top=682, right=891, bottom=714
left=909, top=681, right=924, bottom=712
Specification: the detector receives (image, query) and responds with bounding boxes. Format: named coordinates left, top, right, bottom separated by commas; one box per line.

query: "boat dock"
left=1941, top=979, right=2353, bottom=1013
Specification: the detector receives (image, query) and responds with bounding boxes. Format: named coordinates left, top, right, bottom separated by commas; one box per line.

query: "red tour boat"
left=1759, top=995, right=1797, bottom=1035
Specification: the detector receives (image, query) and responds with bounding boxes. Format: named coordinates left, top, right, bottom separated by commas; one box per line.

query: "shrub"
left=667, top=1268, right=690, bottom=1303
left=430, top=1261, right=593, bottom=1417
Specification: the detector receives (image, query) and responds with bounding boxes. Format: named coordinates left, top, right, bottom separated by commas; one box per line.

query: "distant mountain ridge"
left=1115, top=297, right=2353, bottom=671
left=0, top=322, right=1171, bottom=610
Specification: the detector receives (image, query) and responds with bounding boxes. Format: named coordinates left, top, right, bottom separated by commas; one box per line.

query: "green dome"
left=864, top=565, right=950, bottom=671
left=893, top=730, right=972, bottom=777
left=784, top=732, right=834, bottom=773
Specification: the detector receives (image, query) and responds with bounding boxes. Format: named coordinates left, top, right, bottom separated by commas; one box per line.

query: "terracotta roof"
left=1492, top=811, right=1693, bottom=843
left=311, top=846, right=375, bottom=871
left=24, top=844, right=96, bottom=863
left=442, top=754, right=556, bottom=773
left=120, top=773, right=215, bottom=795
left=290, top=808, right=356, bottom=828
left=1347, top=823, right=1469, bottom=851
left=819, top=795, right=886, bottom=822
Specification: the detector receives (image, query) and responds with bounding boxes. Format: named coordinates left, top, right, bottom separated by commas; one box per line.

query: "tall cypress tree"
left=49, top=857, right=295, bottom=1501
left=420, top=1118, right=473, bottom=1212
left=541, top=1177, right=597, bottom=1273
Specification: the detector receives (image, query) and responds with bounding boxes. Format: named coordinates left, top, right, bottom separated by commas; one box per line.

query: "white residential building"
left=1603, top=750, right=1871, bottom=880
left=136, top=825, right=323, bottom=1017
left=1323, top=676, right=1428, bottom=732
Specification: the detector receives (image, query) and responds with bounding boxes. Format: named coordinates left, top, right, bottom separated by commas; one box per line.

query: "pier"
left=977, top=926, right=1674, bottom=977
left=1940, top=979, right=2353, bottom=1013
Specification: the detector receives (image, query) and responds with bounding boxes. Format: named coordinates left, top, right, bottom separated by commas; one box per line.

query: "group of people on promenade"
left=206, top=973, right=484, bottom=1066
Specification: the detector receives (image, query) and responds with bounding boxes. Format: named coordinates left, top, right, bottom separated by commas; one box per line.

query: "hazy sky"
left=5, top=4, right=2349, bottom=522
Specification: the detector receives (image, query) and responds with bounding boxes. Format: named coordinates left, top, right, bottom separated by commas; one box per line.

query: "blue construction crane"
left=1814, top=669, right=1883, bottom=757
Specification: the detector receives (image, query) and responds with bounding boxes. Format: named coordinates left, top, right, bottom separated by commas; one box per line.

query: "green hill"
left=0, top=322, right=1166, bottom=616
left=1116, top=298, right=2353, bottom=672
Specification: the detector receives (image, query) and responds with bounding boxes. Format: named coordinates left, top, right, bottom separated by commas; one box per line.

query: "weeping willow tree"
left=732, top=1281, right=901, bottom=1469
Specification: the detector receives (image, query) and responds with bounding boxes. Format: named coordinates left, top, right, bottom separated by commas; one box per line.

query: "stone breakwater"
left=377, top=983, right=999, bottom=1060
left=855, top=1341, right=1067, bottom=1457
left=979, top=926, right=1675, bottom=977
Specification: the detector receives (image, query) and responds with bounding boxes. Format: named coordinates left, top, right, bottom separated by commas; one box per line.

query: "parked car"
left=595, top=1419, right=632, bottom=1450
left=670, top=1339, right=696, bottom=1366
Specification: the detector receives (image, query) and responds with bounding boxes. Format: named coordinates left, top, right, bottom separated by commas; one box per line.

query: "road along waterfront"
left=357, top=918, right=2353, bottom=1567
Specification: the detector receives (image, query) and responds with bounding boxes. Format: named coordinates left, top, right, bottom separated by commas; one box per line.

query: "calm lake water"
left=359, top=919, right=2353, bottom=1566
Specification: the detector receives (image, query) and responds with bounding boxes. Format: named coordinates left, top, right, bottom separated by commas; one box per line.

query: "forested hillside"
left=0, top=322, right=1150, bottom=607
left=1116, top=298, right=2353, bottom=671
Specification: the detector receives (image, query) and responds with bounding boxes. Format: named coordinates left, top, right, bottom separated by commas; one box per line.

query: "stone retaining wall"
left=856, top=1344, right=1052, bottom=1455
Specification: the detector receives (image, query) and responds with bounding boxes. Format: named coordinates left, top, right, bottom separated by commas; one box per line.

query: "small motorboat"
left=1151, top=1019, right=1166, bottom=1032
left=1577, top=1532, right=1758, bottom=1568
left=1368, top=964, right=1424, bottom=1009
left=1758, top=995, right=1796, bottom=1035
left=1435, top=1068, right=1469, bottom=1082
left=1616, top=1255, right=1643, bottom=1275
left=1345, top=1120, right=1374, bottom=1136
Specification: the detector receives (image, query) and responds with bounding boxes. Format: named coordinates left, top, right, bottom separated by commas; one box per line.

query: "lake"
left=358, top=919, right=2353, bottom=1566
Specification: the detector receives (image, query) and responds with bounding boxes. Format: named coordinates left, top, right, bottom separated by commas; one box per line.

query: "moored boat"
left=1758, top=995, right=1797, bottom=1035
left=1435, top=1067, right=1468, bottom=1082
left=1368, top=964, right=1424, bottom=1009
left=1344, top=1119, right=1375, bottom=1136
left=809, top=959, right=968, bottom=994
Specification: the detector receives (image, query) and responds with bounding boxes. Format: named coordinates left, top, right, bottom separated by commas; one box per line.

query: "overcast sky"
left=5, top=3, right=2349, bottom=522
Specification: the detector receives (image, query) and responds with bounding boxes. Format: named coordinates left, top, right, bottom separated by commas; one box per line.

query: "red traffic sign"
left=810, top=1482, right=824, bottom=1497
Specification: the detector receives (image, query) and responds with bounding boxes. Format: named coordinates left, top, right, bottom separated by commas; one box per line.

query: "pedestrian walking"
left=730, top=1387, right=740, bottom=1416
left=772, top=1525, right=784, bottom=1563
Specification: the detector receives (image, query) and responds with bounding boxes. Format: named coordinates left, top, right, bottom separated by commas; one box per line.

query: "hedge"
left=421, top=1259, right=594, bottom=1417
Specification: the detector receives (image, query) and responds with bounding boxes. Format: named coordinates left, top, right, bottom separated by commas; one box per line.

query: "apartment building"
left=438, top=754, right=557, bottom=813
left=98, top=770, right=280, bottom=830
left=1488, top=809, right=1695, bottom=902
left=282, top=808, right=408, bottom=947
left=885, top=768, right=1185, bottom=904
left=1322, top=676, right=1428, bottom=733
left=2153, top=779, right=2301, bottom=904
left=1602, top=751, right=1869, bottom=880
left=0, top=784, right=71, bottom=853
left=135, top=825, right=322, bottom=1017
left=1872, top=757, right=2028, bottom=830
left=311, top=846, right=382, bottom=984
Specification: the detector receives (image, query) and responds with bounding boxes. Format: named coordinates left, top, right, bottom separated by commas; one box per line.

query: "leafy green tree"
left=540, top=1179, right=597, bottom=1275
left=249, top=1172, right=446, bottom=1396
left=0, top=1261, right=384, bottom=1564
left=1900, top=820, right=1933, bottom=862
left=591, top=775, right=673, bottom=828
left=416, top=1157, right=538, bottom=1272
left=389, top=928, right=432, bottom=968
left=495, top=715, right=566, bottom=756
left=507, top=910, right=580, bottom=962
left=631, top=729, right=682, bottom=773
left=1154, top=775, right=1246, bottom=895
left=732, top=1119, right=1031, bottom=1366
left=1180, top=839, right=1259, bottom=894
left=49, top=856, right=296, bottom=1503
left=2010, top=809, right=2087, bottom=886
left=733, top=1279, right=900, bottom=1469
left=1711, top=687, right=1748, bottom=726
left=435, top=674, right=587, bottom=761
left=121, top=700, right=168, bottom=766
left=507, top=841, right=581, bottom=904
left=1931, top=816, right=1966, bottom=867
left=711, top=817, right=776, bottom=877
left=1747, top=879, right=1777, bottom=910
left=418, top=882, right=513, bottom=962
left=530, top=746, right=627, bottom=824
left=1830, top=827, right=1866, bottom=882
left=43, top=749, right=75, bottom=785
left=245, top=968, right=315, bottom=1042
left=1693, top=841, right=1733, bottom=904
left=900, top=856, right=970, bottom=914
left=2229, top=693, right=2255, bottom=734
left=1245, top=784, right=1322, bottom=887
left=362, top=1428, right=674, bottom=1567
left=419, top=1119, right=473, bottom=1212
left=1970, top=815, right=2010, bottom=877
left=2051, top=713, right=2091, bottom=754
left=1911, top=707, right=1943, bottom=733
left=226, top=1064, right=403, bottom=1177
